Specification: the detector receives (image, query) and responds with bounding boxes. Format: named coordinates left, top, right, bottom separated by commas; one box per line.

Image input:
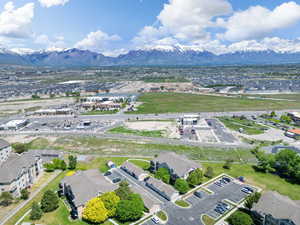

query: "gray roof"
left=26, top=150, right=64, bottom=163
left=0, top=139, right=10, bottom=150
left=0, top=152, right=39, bottom=183
left=154, top=152, right=202, bottom=177
left=121, top=161, right=148, bottom=177
left=146, top=177, right=178, bottom=198
left=131, top=185, right=161, bottom=210
left=61, top=169, right=117, bottom=207
left=253, top=191, right=300, bottom=224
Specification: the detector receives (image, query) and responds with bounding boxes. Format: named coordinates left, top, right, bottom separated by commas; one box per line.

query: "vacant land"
left=28, top=136, right=256, bottom=163
left=132, top=93, right=300, bottom=114
left=109, top=126, right=165, bottom=138
left=219, top=117, right=268, bottom=135
left=244, top=93, right=300, bottom=101
left=202, top=163, right=300, bottom=200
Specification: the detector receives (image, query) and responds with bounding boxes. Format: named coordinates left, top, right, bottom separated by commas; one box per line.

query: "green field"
left=131, top=93, right=300, bottom=114
left=109, top=126, right=165, bottom=138
left=219, top=117, right=268, bottom=135
left=243, top=93, right=300, bottom=101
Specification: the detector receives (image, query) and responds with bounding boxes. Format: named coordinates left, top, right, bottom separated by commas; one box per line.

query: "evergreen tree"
left=68, top=155, right=77, bottom=170
left=41, top=190, right=59, bottom=212
left=187, top=168, right=203, bottom=187
left=30, top=201, right=43, bottom=220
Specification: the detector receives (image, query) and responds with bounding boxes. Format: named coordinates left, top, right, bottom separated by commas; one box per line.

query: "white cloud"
left=38, top=0, right=69, bottom=8
left=75, top=30, right=121, bottom=52
left=0, top=2, right=34, bottom=38
left=157, top=0, right=232, bottom=41
left=217, top=1, right=300, bottom=41
left=35, top=34, right=66, bottom=49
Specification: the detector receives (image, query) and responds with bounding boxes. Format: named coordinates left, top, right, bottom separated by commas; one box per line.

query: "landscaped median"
left=108, top=126, right=165, bottom=138
left=175, top=200, right=190, bottom=208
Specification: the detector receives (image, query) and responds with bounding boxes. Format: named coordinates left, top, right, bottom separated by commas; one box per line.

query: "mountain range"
left=1, top=47, right=300, bottom=67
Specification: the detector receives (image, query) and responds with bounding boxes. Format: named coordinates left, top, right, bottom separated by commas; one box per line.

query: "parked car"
left=241, top=187, right=252, bottom=194
left=112, top=177, right=121, bottom=183
left=222, top=177, right=231, bottom=183
left=104, top=171, right=112, bottom=176
left=194, top=190, right=203, bottom=198
left=151, top=216, right=160, bottom=224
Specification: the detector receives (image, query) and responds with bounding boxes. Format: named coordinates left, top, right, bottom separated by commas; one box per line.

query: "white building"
left=0, top=139, right=12, bottom=165
left=0, top=119, right=29, bottom=130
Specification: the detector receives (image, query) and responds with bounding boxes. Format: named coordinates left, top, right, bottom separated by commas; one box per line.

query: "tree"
left=155, top=167, right=171, bottom=184
left=187, top=168, right=203, bottom=187
left=223, top=159, right=234, bottom=170
left=204, top=167, right=214, bottom=178
left=41, top=190, right=59, bottom=212
left=30, top=201, right=43, bottom=220
left=270, top=111, right=276, bottom=118
left=115, top=180, right=133, bottom=200
left=68, top=155, right=77, bottom=170
left=174, top=179, right=189, bottom=194
left=21, top=189, right=29, bottom=200
left=280, top=115, right=292, bottom=124
left=227, top=211, right=253, bottom=225
left=275, top=149, right=300, bottom=179
left=44, top=163, right=55, bottom=172
left=116, top=193, right=144, bottom=222
left=12, top=143, right=29, bottom=154
left=82, top=197, right=108, bottom=223
left=255, top=151, right=276, bottom=173
left=100, top=192, right=120, bottom=217
left=245, top=192, right=261, bottom=210
left=60, top=160, right=67, bottom=171
left=0, top=192, right=13, bottom=206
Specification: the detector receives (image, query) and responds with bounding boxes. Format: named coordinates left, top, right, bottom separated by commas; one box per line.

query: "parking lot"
left=142, top=176, right=255, bottom=225
left=206, top=119, right=238, bottom=143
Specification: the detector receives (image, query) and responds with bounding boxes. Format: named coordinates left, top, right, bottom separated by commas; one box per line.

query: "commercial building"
left=0, top=119, right=29, bottom=130
left=151, top=152, right=202, bottom=180
left=0, top=139, right=12, bottom=164
left=0, top=152, right=43, bottom=197
left=285, top=129, right=300, bottom=139
left=60, top=169, right=117, bottom=218
left=252, top=191, right=300, bottom=225
left=33, top=108, right=73, bottom=116
left=121, top=161, right=149, bottom=181
left=287, top=112, right=300, bottom=125
left=146, top=177, right=179, bottom=202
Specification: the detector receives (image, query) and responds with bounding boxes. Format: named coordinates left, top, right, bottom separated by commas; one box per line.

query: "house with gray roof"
left=121, top=161, right=149, bottom=181
left=146, top=177, right=179, bottom=202
left=151, top=152, right=202, bottom=180
left=60, top=169, right=117, bottom=219
left=27, top=150, right=64, bottom=163
left=0, top=152, right=43, bottom=197
left=252, top=191, right=300, bottom=225
left=0, top=139, right=11, bottom=165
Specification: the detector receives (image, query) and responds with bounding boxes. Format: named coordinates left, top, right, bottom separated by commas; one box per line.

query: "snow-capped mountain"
left=1, top=46, right=300, bottom=67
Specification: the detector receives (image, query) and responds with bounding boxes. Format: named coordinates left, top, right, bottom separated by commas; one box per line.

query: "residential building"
left=60, top=169, right=117, bottom=218
left=0, top=152, right=43, bottom=197
left=252, top=191, right=300, bottom=225
left=0, top=139, right=11, bottom=164
left=151, top=152, right=202, bottom=180
left=120, top=161, right=149, bottom=181
left=28, top=150, right=64, bottom=163
left=146, top=177, right=179, bottom=202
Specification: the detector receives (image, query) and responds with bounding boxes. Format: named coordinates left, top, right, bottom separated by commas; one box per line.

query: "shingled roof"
left=0, top=152, right=39, bottom=184
left=61, top=169, right=117, bottom=207
left=154, top=152, right=202, bottom=177
left=0, top=139, right=10, bottom=150
left=253, top=191, right=300, bottom=225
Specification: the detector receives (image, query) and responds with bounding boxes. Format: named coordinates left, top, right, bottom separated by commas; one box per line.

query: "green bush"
left=174, top=179, right=189, bottom=194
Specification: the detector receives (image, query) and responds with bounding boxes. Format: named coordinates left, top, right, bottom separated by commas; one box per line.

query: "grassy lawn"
left=108, top=126, right=165, bottom=138
left=4, top=171, right=66, bottom=225
left=219, top=116, right=268, bottom=135
left=202, top=215, right=216, bottom=225
left=128, top=159, right=151, bottom=170
left=243, top=93, right=300, bottom=101
left=77, top=157, right=131, bottom=172
left=81, top=110, right=118, bottom=115
left=156, top=211, right=167, bottom=221
left=130, top=92, right=300, bottom=114
left=175, top=200, right=190, bottom=208
left=202, top=163, right=300, bottom=200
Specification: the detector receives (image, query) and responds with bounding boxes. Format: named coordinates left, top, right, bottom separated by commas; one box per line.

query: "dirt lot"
left=0, top=98, right=75, bottom=115
left=124, top=120, right=180, bottom=138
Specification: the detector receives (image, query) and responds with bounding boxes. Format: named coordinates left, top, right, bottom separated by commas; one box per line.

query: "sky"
left=1, top=0, right=300, bottom=56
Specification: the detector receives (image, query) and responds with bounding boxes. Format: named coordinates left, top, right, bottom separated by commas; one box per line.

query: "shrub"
left=30, top=201, right=43, bottom=220
left=227, top=211, right=253, bottom=225
left=41, top=190, right=59, bottom=212
left=0, top=192, right=13, bottom=206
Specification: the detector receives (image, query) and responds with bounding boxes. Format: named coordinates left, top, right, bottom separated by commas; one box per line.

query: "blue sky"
left=1, top=0, right=300, bottom=55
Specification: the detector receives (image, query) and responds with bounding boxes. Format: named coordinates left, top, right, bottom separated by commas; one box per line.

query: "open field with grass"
left=28, top=136, right=256, bottom=163
left=131, top=93, right=300, bottom=114
left=129, top=159, right=150, bottom=170
left=243, top=93, right=300, bottom=101
left=109, top=126, right=165, bottom=138
left=219, top=117, right=268, bottom=135
left=202, top=163, right=300, bottom=200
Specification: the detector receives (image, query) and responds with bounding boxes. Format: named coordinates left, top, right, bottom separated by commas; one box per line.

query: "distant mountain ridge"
left=2, top=47, right=300, bottom=67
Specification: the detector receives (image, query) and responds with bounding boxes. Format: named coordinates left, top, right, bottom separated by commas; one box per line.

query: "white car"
left=151, top=216, right=160, bottom=224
